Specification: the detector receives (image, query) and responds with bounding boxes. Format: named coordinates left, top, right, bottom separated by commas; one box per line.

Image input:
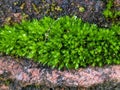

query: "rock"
left=0, top=84, right=9, bottom=90
left=0, top=0, right=109, bottom=27
left=0, top=56, right=120, bottom=89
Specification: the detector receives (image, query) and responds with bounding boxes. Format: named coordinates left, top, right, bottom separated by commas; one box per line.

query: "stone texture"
left=0, top=56, right=120, bottom=89
left=0, top=0, right=109, bottom=27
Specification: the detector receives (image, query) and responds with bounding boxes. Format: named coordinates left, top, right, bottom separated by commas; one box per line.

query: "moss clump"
left=103, top=0, right=120, bottom=22
left=0, top=16, right=120, bottom=69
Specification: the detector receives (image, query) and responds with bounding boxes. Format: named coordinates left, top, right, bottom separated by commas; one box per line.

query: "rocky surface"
left=0, top=0, right=119, bottom=27
left=0, top=56, right=120, bottom=90
left=0, top=0, right=120, bottom=90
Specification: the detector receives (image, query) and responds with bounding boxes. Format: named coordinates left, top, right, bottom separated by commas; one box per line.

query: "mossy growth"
left=0, top=16, right=120, bottom=70
left=0, top=77, right=11, bottom=86
left=103, top=0, right=120, bottom=22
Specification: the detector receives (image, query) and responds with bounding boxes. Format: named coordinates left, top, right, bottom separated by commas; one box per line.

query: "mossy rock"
left=1, top=0, right=118, bottom=27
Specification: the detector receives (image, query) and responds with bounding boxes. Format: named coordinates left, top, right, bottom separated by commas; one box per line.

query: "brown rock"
left=0, top=85, right=9, bottom=90
left=114, top=0, right=120, bottom=7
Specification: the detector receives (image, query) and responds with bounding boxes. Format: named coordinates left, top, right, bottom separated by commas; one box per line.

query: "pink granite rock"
left=0, top=56, right=120, bottom=89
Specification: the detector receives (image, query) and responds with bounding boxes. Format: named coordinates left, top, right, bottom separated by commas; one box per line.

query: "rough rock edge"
left=0, top=0, right=109, bottom=27
left=0, top=56, right=120, bottom=89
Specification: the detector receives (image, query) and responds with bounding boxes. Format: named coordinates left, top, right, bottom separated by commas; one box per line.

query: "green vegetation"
left=0, top=77, right=11, bottom=86
left=103, top=0, right=120, bottom=19
left=0, top=16, right=120, bottom=69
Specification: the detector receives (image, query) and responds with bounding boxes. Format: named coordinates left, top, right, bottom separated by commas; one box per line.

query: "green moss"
left=103, top=0, right=120, bottom=21
left=0, top=16, right=120, bottom=70
left=0, top=77, right=11, bottom=86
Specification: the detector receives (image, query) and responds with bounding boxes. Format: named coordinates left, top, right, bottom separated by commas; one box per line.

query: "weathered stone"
left=0, top=56, right=120, bottom=89
left=0, top=0, right=107, bottom=27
